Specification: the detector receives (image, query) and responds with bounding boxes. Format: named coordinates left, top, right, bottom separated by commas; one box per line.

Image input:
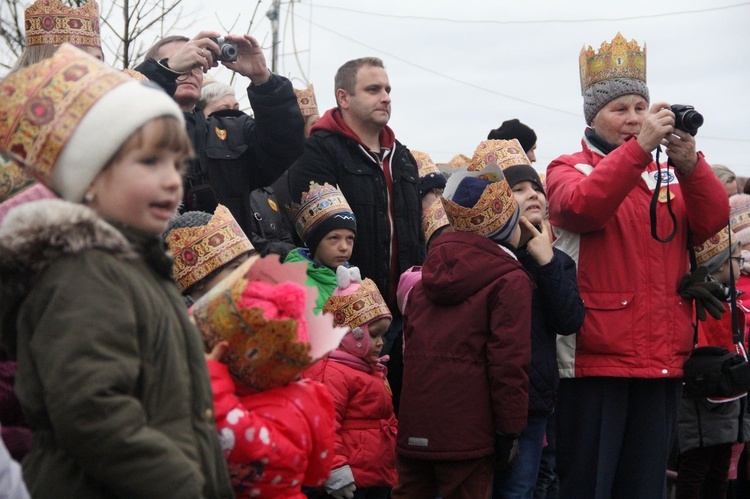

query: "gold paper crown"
left=695, top=226, right=731, bottom=267
left=446, top=154, right=471, bottom=168
left=412, top=150, right=440, bottom=178
left=191, top=256, right=348, bottom=392
left=468, top=139, right=531, bottom=172
left=323, top=278, right=391, bottom=330
left=0, top=158, right=37, bottom=202
left=122, top=68, right=149, bottom=82
left=166, top=205, right=255, bottom=292
left=579, top=32, right=646, bottom=93
left=422, top=197, right=450, bottom=243
left=25, top=0, right=101, bottom=48
left=287, top=181, right=355, bottom=242
left=0, top=43, right=129, bottom=183
left=294, top=84, right=319, bottom=117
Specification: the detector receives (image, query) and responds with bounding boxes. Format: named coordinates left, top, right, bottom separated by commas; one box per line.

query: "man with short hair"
left=287, top=57, right=423, bottom=412
left=135, top=32, right=304, bottom=234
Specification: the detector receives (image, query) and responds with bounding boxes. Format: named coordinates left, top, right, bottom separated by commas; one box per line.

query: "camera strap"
left=650, top=147, right=678, bottom=243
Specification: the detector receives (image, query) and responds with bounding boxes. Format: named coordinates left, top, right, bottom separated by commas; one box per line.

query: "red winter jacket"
left=397, top=232, right=533, bottom=460
left=547, top=133, right=729, bottom=379
left=209, top=362, right=335, bottom=498
left=304, top=357, right=398, bottom=487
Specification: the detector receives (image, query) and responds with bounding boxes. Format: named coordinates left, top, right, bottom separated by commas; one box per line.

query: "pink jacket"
left=209, top=362, right=335, bottom=498
left=547, top=133, right=729, bottom=379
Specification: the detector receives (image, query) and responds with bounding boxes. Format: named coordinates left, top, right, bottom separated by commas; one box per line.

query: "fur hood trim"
left=0, top=199, right=137, bottom=297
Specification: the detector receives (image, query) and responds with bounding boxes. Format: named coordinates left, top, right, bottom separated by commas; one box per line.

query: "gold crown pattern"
left=444, top=153, right=470, bottom=168
left=25, top=0, right=101, bottom=48
left=190, top=256, right=321, bottom=392
left=422, top=197, right=450, bottom=243
left=730, top=200, right=750, bottom=235
left=468, top=139, right=531, bottom=172
left=293, top=84, right=319, bottom=117
left=442, top=181, right=516, bottom=236
left=288, top=181, right=354, bottom=241
left=166, top=205, right=255, bottom=292
left=412, top=150, right=440, bottom=178
left=695, top=226, right=731, bottom=266
left=0, top=157, right=37, bottom=202
left=323, top=278, right=391, bottom=330
left=0, top=44, right=129, bottom=183
left=579, top=32, right=646, bottom=93
left=122, top=68, right=149, bottom=82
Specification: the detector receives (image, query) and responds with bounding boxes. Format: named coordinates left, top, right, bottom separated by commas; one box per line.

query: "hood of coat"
left=421, top=231, right=525, bottom=306
left=0, top=199, right=137, bottom=300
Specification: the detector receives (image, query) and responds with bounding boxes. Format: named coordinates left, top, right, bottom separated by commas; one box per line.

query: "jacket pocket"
left=341, top=161, right=377, bottom=206
left=577, top=291, right=636, bottom=356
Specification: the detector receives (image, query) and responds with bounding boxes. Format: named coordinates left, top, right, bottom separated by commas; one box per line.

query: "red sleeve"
left=306, top=360, right=351, bottom=470
left=547, top=138, right=652, bottom=233
left=300, top=380, right=337, bottom=487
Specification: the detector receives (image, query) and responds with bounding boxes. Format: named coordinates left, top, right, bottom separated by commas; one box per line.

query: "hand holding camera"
left=218, top=34, right=271, bottom=85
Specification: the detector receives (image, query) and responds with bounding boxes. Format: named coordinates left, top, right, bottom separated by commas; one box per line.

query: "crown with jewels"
left=422, top=196, right=450, bottom=243
left=287, top=182, right=355, bottom=242
left=166, top=205, right=255, bottom=292
left=323, top=277, right=391, bottom=330
left=25, top=0, right=101, bottom=48
left=579, top=32, right=646, bottom=93
left=190, top=255, right=348, bottom=392
left=468, top=139, right=531, bottom=172
left=695, top=226, right=731, bottom=267
left=412, top=150, right=440, bottom=178
left=0, top=158, right=37, bottom=202
left=293, top=84, right=319, bottom=117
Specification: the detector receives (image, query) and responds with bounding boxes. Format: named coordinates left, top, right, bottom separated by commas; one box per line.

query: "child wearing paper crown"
left=305, top=267, right=398, bottom=499
left=391, top=160, right=533, bottom=498
left=164, top=204, right=255, bottom=306
left=0, top=45, right=233, bottom=497
left=675, top=226, right=750, bottom=498
left=286, top=181, right=357, bottom=313
left=191, top=256, right=344, bottom=498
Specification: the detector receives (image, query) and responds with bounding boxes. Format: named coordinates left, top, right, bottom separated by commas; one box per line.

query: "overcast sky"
left=181, top=0, right=750, bottom=176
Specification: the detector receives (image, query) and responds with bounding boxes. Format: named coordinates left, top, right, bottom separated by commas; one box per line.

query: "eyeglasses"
left=176, top=67, right=203, bottom=82
left=731, top=256, right=745, bottom=267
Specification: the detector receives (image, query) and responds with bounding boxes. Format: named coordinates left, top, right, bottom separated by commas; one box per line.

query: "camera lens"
left=681, top=110, right=704, bottom=131
left=221, top=44, right=238, bottom=61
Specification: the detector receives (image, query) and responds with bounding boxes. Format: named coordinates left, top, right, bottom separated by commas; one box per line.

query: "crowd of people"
left=1, top=1, right=750, bottom=498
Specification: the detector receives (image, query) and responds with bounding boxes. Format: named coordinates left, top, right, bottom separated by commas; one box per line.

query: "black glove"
left=677, top=265, right=727, bottom=322
left=494, top=432, right=520, bottom=472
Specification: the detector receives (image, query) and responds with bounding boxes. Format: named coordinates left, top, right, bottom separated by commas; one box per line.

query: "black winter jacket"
left=133, top=59, right=305, bottom=234
left=516, top=247, right=584, bottom=414
left=246, top=187, right=296, bottom=259
left=287, top=130, right=423, bottom=306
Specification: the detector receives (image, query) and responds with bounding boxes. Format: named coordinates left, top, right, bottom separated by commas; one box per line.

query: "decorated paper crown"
left=468, top=139, right=531, bottom=172
left=695, top=226, right=733, bottom=270
left=579, top=32, right=646, bottom=93
left=0, top=44, right=183, bottom=202
left=122, top=68, right=149, bottom=82
left=191, top=255, right=348, bottom=392
left=422, top=197, right=450, bottom=244
left=25, top=0, right=101, bottom=48
left=730, top=194, right=750, bottom=246
left=0, top=158, right=37, bottom=203
left=323, top=273, right=391, bottom=331
left=412, top=150, right=440, bottom=178
left=441, top=157, right=518, bottom=237
left=294, top=84, right=319, bottom=117
left=166, top=205, right=255, bottom=292
left=287, top=181, right=356, bottom=244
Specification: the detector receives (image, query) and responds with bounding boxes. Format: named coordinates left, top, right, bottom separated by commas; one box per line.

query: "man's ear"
left=336, top=88, right=349, bottom=110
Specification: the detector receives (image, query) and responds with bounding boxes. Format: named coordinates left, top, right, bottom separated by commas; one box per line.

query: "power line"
left=288, top=6, right=750, bottom=143
left=310, top=1, right=750, bottom=24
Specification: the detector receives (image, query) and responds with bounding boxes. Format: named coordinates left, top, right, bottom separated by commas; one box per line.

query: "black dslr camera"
left=670, top=104, right=703, bottom=136
left=209, top=37, right=238, bottom=62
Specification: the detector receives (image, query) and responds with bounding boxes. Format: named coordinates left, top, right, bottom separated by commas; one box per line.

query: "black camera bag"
left=683, top=346, right=750, bottom=398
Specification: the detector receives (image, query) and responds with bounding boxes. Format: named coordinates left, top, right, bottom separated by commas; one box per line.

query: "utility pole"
left=266, top=0, right=281, bottom=73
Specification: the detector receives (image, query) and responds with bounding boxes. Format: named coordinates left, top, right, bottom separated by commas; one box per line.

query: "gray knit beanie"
left=583, top=78, right=650, bottom=125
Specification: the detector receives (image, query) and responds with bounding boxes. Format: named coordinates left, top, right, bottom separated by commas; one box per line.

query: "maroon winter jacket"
left=397, top=231, right=533, bottom=460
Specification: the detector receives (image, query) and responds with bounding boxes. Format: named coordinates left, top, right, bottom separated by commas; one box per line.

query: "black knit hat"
left=307, top=214, right=357, bottom=258
left=487, top=119, right=537, bottom=153
left=503, top=165, right=545, bottom=196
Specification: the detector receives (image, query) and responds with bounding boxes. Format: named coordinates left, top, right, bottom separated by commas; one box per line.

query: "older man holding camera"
left=136, top=32, right=304, bottom=234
